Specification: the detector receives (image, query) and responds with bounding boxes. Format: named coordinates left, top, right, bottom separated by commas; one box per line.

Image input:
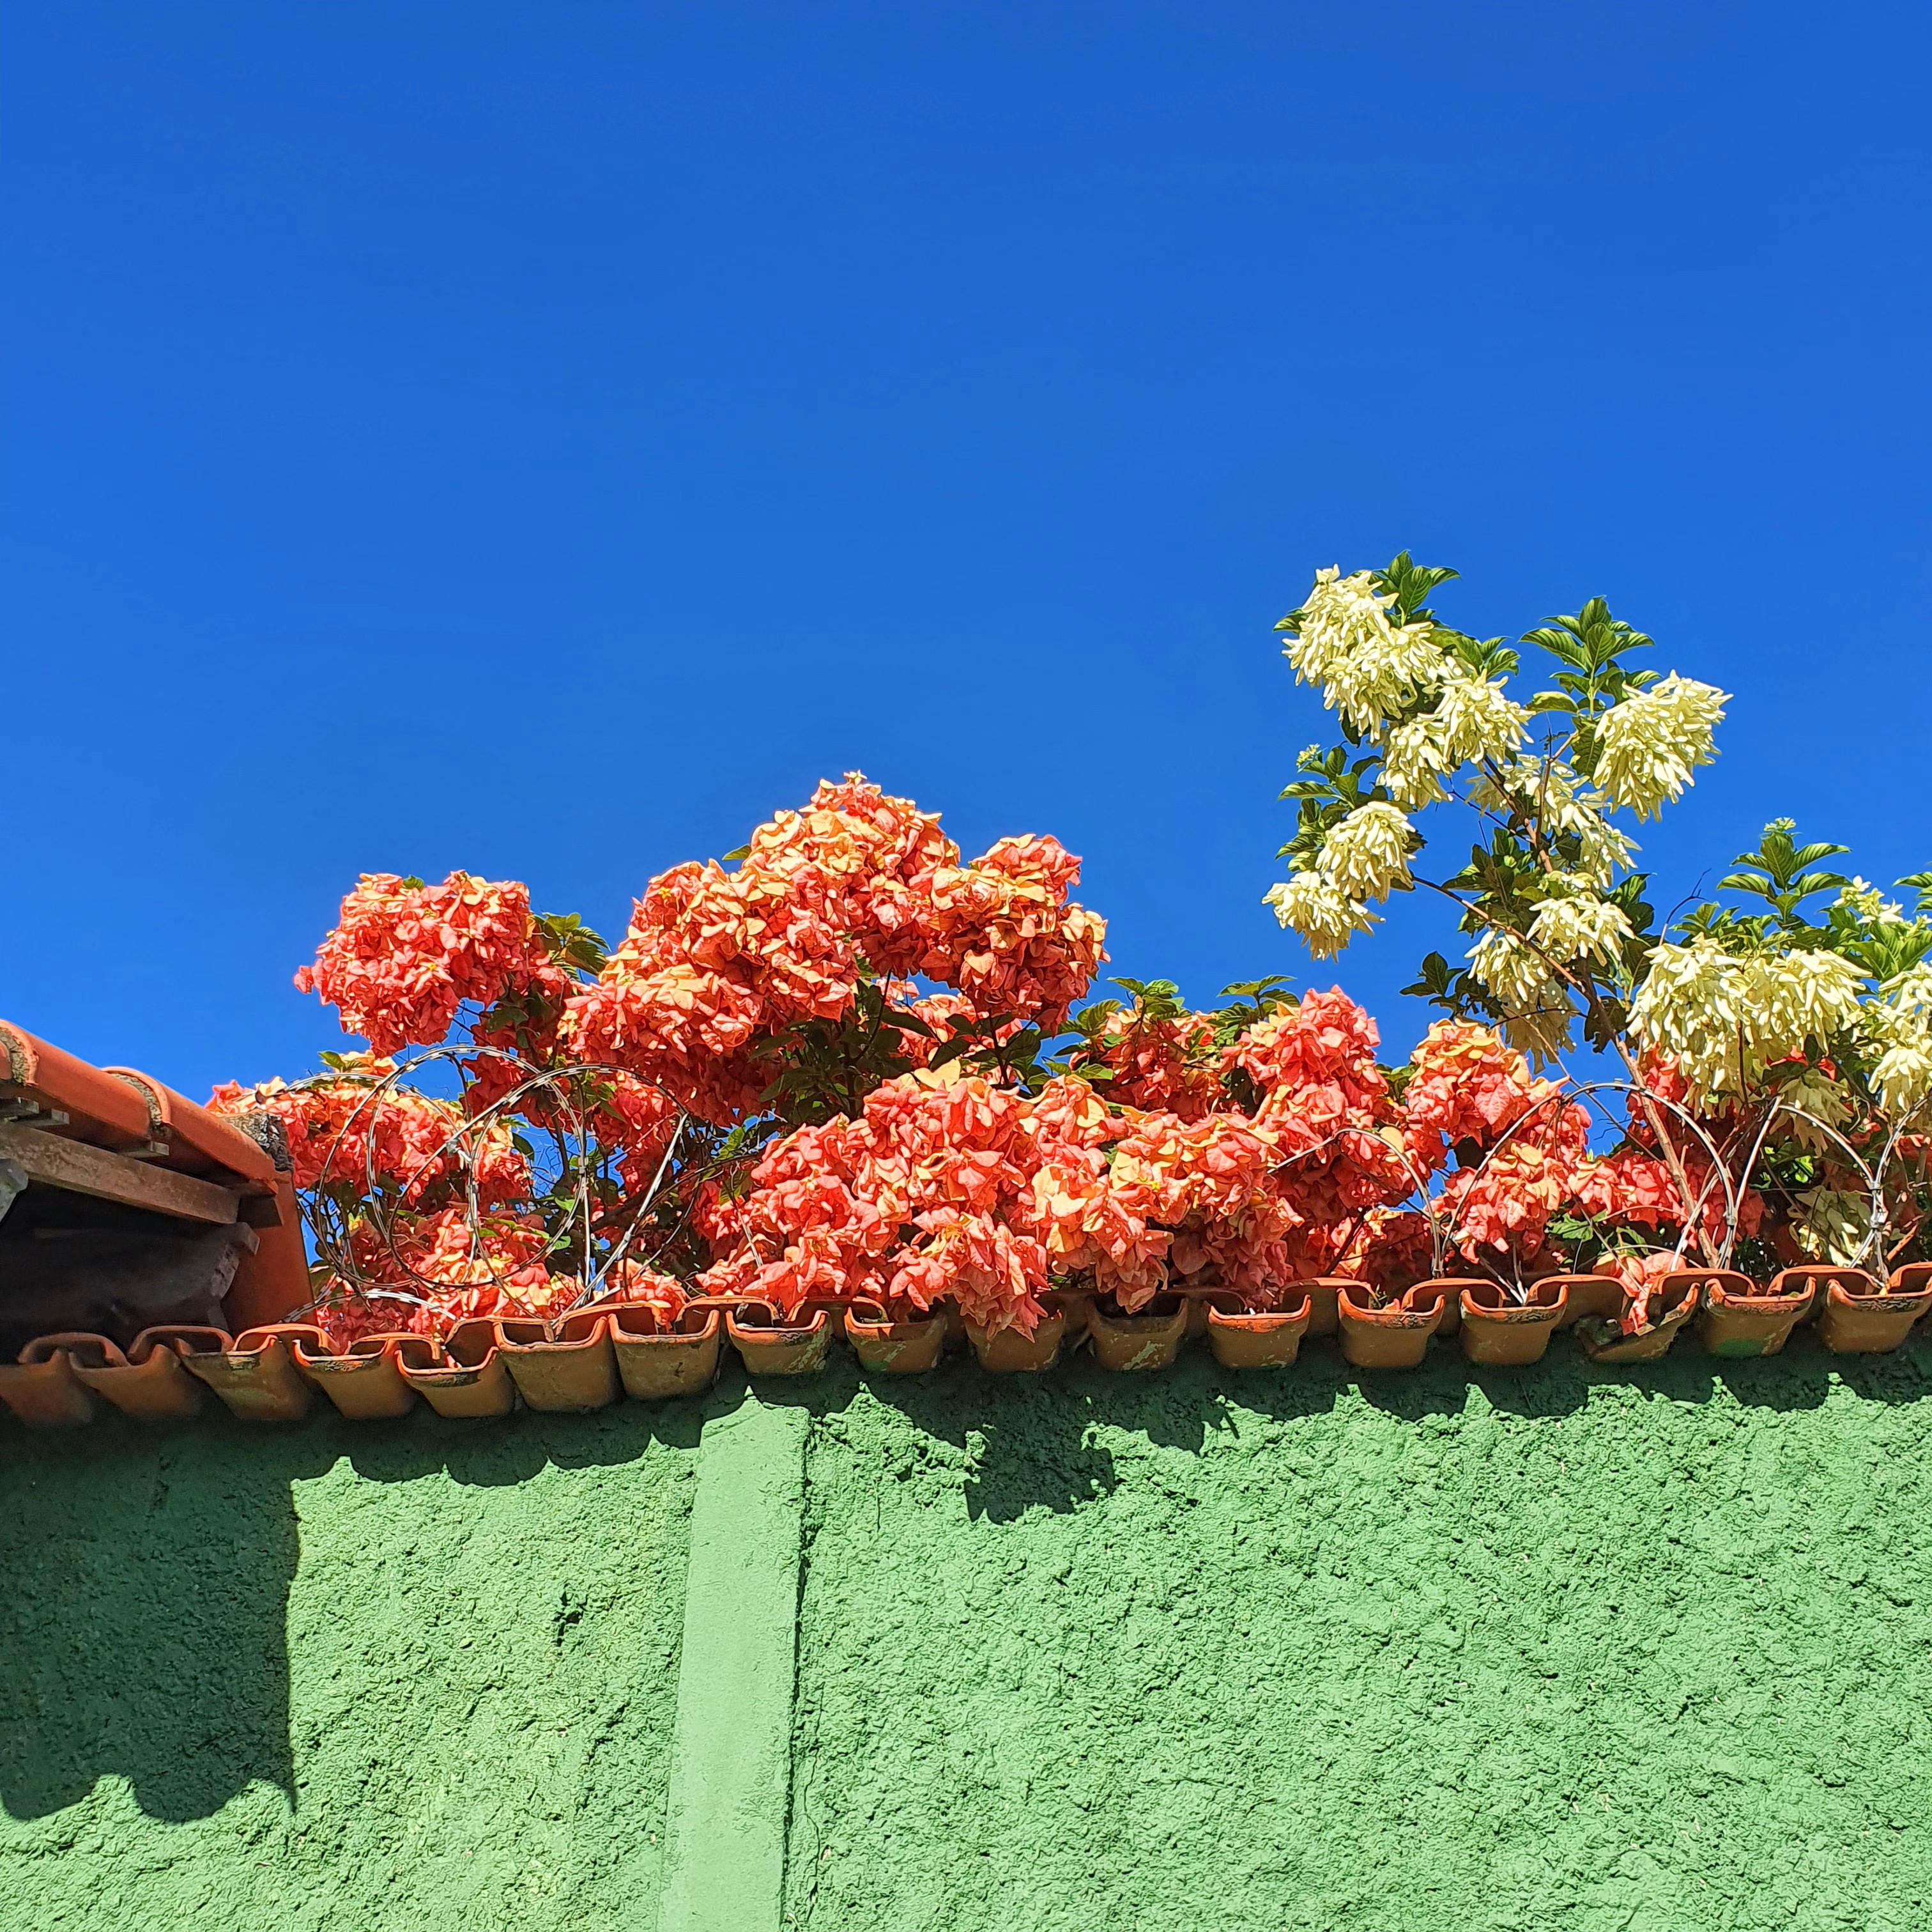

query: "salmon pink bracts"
left=1438, top=1101, right=1590, bottom=1262
left=295, top=873, right=539, bottom=1054
left=592, top=1260, right=689, bottom=1324
left=350, top=1204, right=553, bottom=1301
left=1402, top=1020, right=1544, bottom=1154
left=1071, top=998, right=1223, bottom=1119
left=459, top=954, right=582, bottom=1116
left=562, top=778, right=1105, bottom=1124
left=916, top=836, right=1106, bottom=1030
left=301, top=1206, right=561, bottom=1347
left=1590, top=1247, right=1682, bottom=1335
left=1225, top=990, right=1414, bottom=1280
left=1336, top=1208, right=1436, bottom=1293
left=1227, top=988, right=1384, bottom=1101
left=210, top=1068, right=528, bottom=1206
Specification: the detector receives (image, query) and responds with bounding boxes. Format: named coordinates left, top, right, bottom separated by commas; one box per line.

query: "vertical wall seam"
left=654, top=1392, right=806, bottom=1932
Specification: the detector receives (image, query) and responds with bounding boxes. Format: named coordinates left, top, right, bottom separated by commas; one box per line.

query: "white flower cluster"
left=1571, top=812, right=1640, bottom=891
left=1264, top=872, right=1377, bottom=959
left=1464, top=925, right=1578, bottom=1062
left=1594, top=674, right=1728, bottom=822
left=1837, top=878, right=1908, bottom=927
left=1438, top=666, right=1530, bottom=767
left=1379, top=714, right=1450, bottom=809
left=1284, top=569, right=1445, bottom=737
left=1630, top=939, right=1866, bottom=1100
left=1869, top=1032, right=1932, bottom=1117
left=1467, top=927, right=1552, bottom=1009
left=1503, top=988, right=1577, bottom=1066
left=1860, top=963, right=1932, bottom=1115
left=1790, top=1186, right=1873, bottom=1268
left=1267, top=802, right=1414, bottom=960
left=1528, top=893, right=1634, bottom=967
left=1756, top=948, right=1869, bottom=1048
left=1468, top=759, right=1637, bottom=887
left=1317, top=801, right=1413, bottom=901
left=1629, top=940, right=1736, bottom=1096
left=1379, top=667, right=1529, bottom=808
left=1775, top=1061, right=1855, bottom=1151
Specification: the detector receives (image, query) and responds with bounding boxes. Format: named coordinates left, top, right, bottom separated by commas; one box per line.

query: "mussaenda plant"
left=212, top=777, right=1124, bottom=1344
left=1266, top=555, right=1932, bottom=1309
left=201, top=564, right=1932, bottom=1358
left=696, top=980, right=1421, bottom=1335
left=211, top=778, right=1434, bottom=1343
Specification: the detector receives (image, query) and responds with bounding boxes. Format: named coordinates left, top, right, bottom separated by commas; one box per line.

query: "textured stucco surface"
left=785, top=1342, right=1932, bottom=1932
left=3, top=1335, right=1931, bottom=1932
left=0, top=1404, right=698, bottom=1932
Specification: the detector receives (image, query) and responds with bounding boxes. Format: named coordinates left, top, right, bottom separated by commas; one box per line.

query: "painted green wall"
left=791, top=1349, right=1932, bottom=1931
left=0, top=1408, right=698, bottom=1931
left=6, top=1340, right=1932, bottom=1931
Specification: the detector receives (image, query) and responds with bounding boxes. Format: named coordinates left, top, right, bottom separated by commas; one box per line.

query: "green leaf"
left=1373, top=551, right=1460, bottom=625
left=1400, top=952, right=1455, bottom=1000
left=1521, top=601, right=1655, bottom=739
left=1850, top=923, right=1932, bottom=983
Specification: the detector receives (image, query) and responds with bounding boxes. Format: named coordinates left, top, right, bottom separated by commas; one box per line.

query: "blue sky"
left=5, top=2, right=1928, bottom=1094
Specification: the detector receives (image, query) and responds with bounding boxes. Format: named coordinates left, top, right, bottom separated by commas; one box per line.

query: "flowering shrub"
left=1064, top=980, right=1225, bottom=1119
left=210, top=1061, right=529, bottom=1203
left=560, top=781, right=1105, bottom=1126
left=694, top=981, right=1421, bottom=1330
left=293, top=873, right=542, bottom=1055
left=217, top=776, right=1127, bottom=1343
left=207, top=560, right=1932, bottom=1355
left=1268, top=553, right=1932, bottom=1310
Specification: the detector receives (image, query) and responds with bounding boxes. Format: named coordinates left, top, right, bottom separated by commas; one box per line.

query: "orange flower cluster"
left=916, top=834, right=1106, bottom=1025
left=1571, top=1065, right=1763, bottom=1253
left=562, top=778, right=1105, bottom=1124
left=1392, top=1018, right=1591, bottom=1268
left=1099, top=1110, right=1288, bottom=1304
left=459, top=955, right=580, bottom=1117
left=1402, top=1020, right=1555, bottom=1158
left=300, top=1207, right=561, bottom=1347
left=585, top=1259, right=689, bottom=1326
left=701, top=988, right=1418, bottom=1332
left=351, top=1205, right=553, bottom=1298
left=884, top=990, right=968, bottom=1066
left=1237, top=992, right=1414, bottom=1267
left=1336, top=1208, right=1437, bottom=1292
left=210, top=1067, right=528, bottom=1205
left=1587, top=1247, right=1682, bottom=1335
left=294, top=873, right=540, bottom=1055
left=1383, top=1031, right=1761, bottom=1273
left=697, top=1071, right=1050, bottom=1330
left=1072, top=999, right=1223, bottom=1119
left=1440, top=1105, right=1590, bottom=1259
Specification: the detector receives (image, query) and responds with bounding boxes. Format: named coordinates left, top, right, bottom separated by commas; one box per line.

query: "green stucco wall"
left=5, top=1341, right=1931, bottom=1930
left=0, top=1409, right=698, bottom=1930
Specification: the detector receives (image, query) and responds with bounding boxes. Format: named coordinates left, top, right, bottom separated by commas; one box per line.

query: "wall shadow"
left=0, top=1398, right=704, bottom=1826
left=0, top=1414, right=323, bottom=1823
left=733, top=1324, right=1932, bottom=1519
